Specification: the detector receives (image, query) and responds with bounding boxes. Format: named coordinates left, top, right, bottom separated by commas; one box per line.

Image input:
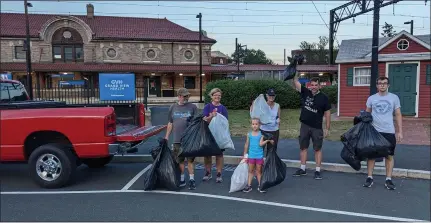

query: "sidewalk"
left=139, top=134, right=431, bottom=171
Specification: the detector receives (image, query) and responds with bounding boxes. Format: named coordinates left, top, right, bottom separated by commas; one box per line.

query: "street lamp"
left=196, top=13, right=203, bottom=103
left=404, top=20, right=413, bottom=35
left=24, top=0, right=34, bottom=100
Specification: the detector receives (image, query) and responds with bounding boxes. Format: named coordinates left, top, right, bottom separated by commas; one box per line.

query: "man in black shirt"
left=291, top=76, right=331, bottom=180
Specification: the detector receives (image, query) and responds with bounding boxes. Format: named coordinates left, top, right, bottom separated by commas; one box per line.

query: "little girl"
left=242, top=118, right=274, bottom=193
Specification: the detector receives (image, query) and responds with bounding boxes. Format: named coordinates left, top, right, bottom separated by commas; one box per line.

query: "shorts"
left=248, top=158, right=264, bottom=165
left=172, top=143, right=195, bottom=163
left=299, top=122, right=323, bottom=151
left=379, top=132, right=396, bottom=156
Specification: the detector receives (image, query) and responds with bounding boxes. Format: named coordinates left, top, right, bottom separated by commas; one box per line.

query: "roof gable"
left=335, top=31, right=430, bottom=63
left=0, top=12, right=216, bottom=43
left=364, top=30, right=430, bottom=57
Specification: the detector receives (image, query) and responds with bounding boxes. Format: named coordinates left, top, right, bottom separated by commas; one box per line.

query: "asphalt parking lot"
left=1, top=162, right=429, bottom=221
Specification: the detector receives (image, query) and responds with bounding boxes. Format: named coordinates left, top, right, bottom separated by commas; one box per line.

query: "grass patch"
left=227, top=109, right=353, bottom=141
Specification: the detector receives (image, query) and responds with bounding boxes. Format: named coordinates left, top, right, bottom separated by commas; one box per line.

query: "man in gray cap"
left=165, top=87, right=199, bottom=190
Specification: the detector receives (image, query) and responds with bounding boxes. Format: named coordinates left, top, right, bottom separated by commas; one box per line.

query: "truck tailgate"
left=116, top=125, right=166, bottom=142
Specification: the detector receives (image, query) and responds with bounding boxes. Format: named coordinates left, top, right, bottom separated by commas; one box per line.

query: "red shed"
left=335, top=30, right=431, bottom=118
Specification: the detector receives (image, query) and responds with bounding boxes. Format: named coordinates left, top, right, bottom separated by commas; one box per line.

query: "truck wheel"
left=82, top=155, right=113, bottom=168
left=28, top=143, right=77, bottom=189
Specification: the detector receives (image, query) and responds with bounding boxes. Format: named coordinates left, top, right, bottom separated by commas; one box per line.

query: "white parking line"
left=121, top=164, right=153, bottom=191
left=0, top=189, right=426, bottom=222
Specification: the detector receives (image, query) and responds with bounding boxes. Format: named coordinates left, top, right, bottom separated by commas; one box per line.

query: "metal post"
left=404, top=20, right=414, bottom=35
left=370, top=0, right=380, bottom=96
left=24, top=0, right=33, bottom=100
left=284, top=49, right=286, bottom=65
left=196, top=13, right=203, bottom=103
left=329, top=10, right=335, bottom=65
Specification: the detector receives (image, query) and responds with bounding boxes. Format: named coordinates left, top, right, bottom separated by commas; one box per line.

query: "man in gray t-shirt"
left=363, top=76, right=403, bottom=191
left=165, top=88, right=198, bottom=190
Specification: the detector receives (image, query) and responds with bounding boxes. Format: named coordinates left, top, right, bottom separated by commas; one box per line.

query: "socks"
left=316, top=167, right=321, bottom=172
left=300, top=164, right=306, bottom=171
left=180, top=174, right=185, bottom=181
left=189, top=174, right=195, bottom=181
left=386, top=177, right=391, bottom=181
left=368, top=176, right=373, bottom=179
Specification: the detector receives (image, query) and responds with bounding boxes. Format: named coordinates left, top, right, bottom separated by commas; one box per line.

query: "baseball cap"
left=177, top=88, right=191, bottom=96
left=267, top=88, right=276, bottom=96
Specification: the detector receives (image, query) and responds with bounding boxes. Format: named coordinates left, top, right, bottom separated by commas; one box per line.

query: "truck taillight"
left=105, top=112, right=116, bottom=136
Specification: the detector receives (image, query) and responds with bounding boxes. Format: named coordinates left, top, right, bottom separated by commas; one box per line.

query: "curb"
left=112, top=155, right=430, bottom=180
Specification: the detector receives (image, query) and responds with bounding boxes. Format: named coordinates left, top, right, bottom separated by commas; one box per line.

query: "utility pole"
left=370, top=0, right=380, bottom=95
left=404, top=20, right=414, bottom=35
left=284, top=49, right=286, bottom=65
left=196, top=13, right=203, bottom=103
left=24, top=0, right=33, bottom=100
left=235, top=38, right=239, bottom=74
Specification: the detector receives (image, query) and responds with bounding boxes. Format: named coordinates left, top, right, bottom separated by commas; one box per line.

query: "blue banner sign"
left=99, top=73, right=136, bottom=101
left=59, top=80, right=85, bottom=86
left=1, top=73, right=12, bottom=80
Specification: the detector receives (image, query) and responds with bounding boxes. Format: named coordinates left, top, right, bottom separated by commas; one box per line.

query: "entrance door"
left=148, top=76, right=161, bottom=97
left=388, top=63, right=417, bottom=116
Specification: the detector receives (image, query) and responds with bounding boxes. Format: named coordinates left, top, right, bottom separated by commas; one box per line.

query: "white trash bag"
left=250, top=94, right=271, bottom=124
left=229, top=158, right=249, bottom=193
left=209, top=113, right=235, bottom=150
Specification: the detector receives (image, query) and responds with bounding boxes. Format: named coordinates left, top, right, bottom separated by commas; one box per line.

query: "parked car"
left=0, top=80, right=166, bottom=188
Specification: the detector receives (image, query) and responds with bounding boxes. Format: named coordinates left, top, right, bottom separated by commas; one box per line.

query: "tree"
left=231, top=48, right=274, bottom=65
left=290, top=36, right=338, bottom=65
left=382, top=22, right=397, bottom=37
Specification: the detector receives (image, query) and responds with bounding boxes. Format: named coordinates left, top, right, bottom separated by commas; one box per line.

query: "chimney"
left=86, top=4, right=94, bottom=19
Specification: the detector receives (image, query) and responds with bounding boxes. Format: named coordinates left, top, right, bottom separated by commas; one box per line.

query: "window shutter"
left=426, top=64, right=431, bottom=85
left=347, top=67, right=354, bottom=86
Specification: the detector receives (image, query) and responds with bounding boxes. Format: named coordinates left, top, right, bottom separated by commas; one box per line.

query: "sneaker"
left=179, top=180, right=186, bottom=187
left=242, top=185, right=252, bottom=193
left=314, top=171, right=322, bottom=180
left=293, top=168, right=307, bottom=177
left=202, top=172, right=212, bottom=181
left=216, top=172, right=223, bottom=183
left=188, top=179, right=196, bottom=190
left=385, top=179, right=396, bottom=190
left=363, top=177, right=374, bottom=188
left=258, top=186, right=266, bottom=193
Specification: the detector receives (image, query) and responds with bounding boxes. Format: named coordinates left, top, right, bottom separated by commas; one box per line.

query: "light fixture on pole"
left=404, top=20, right=413, bottom=35
left=24, top=0, right=34, bottom=100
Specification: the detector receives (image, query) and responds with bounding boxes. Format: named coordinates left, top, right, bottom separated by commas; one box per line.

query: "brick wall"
left=0, top=38, right=212, bottom=65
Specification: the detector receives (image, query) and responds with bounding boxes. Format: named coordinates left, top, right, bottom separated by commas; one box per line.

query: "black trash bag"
left=143, top=138, right=181, bottom=191
left=155, top=138, right=181, bottom=190
left=179, top=114, right=222, bottom=157
left=261, top=131, right=274, bottom=140
left=260, top=148, right=287, bottom=191
left=340, top=145, right=361, bottom=171
left=341, top=111, right=392, bottom=160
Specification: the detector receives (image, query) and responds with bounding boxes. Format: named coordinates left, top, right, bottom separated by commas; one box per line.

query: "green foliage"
left=320, top=84, right=338, bottom=105
left=205, top=80, right=338, bottom=109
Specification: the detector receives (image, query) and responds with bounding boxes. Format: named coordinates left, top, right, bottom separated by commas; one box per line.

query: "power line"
left=4, top=10, right=429, bottom=31
left=310, top=0, right=341, bottom=47
left=38, top=1, right=431, bottom=19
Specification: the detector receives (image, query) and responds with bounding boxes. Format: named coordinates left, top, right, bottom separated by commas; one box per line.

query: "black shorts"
left=299, top=122, right=323, bottom=151
left=379, top=132, right=396, bottom=156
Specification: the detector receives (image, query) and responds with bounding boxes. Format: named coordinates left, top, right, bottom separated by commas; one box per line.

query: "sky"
left=1, top=0, right=430, bottom=65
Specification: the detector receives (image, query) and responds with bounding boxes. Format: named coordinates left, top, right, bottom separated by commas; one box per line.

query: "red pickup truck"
left=0, top=79, right=166, bottom=188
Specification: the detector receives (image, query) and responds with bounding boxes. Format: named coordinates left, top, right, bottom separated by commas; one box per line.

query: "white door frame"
left=385, top=61, right=420, bottom=118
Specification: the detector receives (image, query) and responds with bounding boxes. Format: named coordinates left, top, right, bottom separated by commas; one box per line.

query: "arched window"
left=52, top=28, right=84, bottom=62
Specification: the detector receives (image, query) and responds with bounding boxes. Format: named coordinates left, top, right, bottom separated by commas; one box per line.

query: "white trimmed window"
left=397, top=39, right=409, bottom=50
left=353, top=67, right=371, bottom=86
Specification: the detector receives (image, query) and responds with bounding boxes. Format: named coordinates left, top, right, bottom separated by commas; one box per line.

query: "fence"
left=32, top=86, right=148, bottom=105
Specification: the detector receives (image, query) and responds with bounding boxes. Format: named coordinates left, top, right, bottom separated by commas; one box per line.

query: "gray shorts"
left=299, top=122, right=323, bottom=151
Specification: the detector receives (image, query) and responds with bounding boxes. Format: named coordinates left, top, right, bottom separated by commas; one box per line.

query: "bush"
left=320, top=84, right=338, bottom=105
left=204, top=80, right=338, bottom=109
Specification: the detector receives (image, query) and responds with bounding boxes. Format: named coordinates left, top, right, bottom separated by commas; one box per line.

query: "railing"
left=32, top=86, right=148, bottom=104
